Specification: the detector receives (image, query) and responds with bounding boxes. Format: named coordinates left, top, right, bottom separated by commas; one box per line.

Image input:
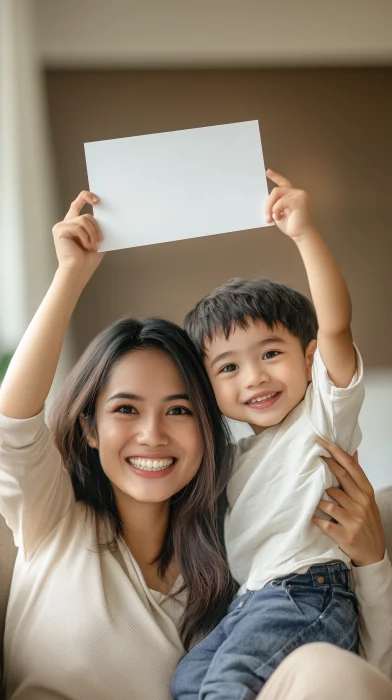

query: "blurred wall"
left=35, top=0, right=392, bottom=66
left=31, top=0, right=392, bottom=486
left=45, top=68, right=392, bottom=367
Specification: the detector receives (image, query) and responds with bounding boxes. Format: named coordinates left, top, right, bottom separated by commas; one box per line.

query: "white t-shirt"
left=225, top=346, right=365, bottom=594
left=0, top=410, right=186, bottom=700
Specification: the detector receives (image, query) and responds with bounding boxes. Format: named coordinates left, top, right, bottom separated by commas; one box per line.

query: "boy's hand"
left=52, top=191, right=105, bottom=281
left=265, top=169, right=316, bottom=242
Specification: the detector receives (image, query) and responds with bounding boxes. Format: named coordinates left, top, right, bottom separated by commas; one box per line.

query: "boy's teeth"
left=128, top=457, right=174, bottom=471
left=249, top=393, right=277, bottom=404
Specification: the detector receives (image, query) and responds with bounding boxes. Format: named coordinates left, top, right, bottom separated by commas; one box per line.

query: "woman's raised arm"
left=0, top=192, right=104, bottom=419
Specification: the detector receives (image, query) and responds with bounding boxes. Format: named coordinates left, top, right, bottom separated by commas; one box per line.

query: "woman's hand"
left=52, top=191, right=105, bottom=280
left=312, top=439, right=386, bottom=567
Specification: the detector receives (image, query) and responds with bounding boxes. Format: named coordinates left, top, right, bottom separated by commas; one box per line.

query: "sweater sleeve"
left=0, top=409, right=73, bottom=560
left=352, top=551, right=392, bottom=679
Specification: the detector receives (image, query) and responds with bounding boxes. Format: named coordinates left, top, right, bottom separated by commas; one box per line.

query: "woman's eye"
left=167, top=406, right=192, bottom=416
left=220, top=364, right=238, bottom=374
left=262, top=351, right=279, bottom=360
left=116, top=405, right=137, bottom=414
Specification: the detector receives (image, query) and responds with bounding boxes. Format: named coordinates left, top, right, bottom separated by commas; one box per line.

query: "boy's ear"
left=80, top=414, right=98, bottom=450
left=305, top=339, right=317, bottom=380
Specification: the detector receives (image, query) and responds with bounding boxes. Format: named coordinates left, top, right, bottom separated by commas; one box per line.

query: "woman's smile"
left=126, top=455, right=177, bottom=478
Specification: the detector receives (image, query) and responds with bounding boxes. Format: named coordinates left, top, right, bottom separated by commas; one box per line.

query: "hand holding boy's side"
left=265, top=169, right=317, bottom=242
left=312, top=440, right=386, bottom=567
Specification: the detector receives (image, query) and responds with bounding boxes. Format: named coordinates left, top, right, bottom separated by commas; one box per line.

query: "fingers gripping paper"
left=84, top=120, right=270, bottom=252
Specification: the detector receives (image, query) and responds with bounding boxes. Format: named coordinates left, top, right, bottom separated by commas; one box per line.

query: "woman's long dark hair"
left=50, top=317, right=236, bottom=649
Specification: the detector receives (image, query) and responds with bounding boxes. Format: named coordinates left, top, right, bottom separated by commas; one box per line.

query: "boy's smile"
left=205, top=319, right=316, bottom=434
left=245, top=390, right=282, bottom=410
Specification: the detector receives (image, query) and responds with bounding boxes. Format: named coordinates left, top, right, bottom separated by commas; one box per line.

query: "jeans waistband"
left=271, top=561, right=351, bottom=589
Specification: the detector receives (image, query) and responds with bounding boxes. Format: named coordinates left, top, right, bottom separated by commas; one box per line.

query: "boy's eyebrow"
left=209, top=336, right=285, bottom=368
left=106, top=392, right=190, bottom=403
left=209, top=351, right=234, bottom=368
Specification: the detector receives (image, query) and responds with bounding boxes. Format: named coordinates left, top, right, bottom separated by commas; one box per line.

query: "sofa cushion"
left=0, top=515, right=16, bottom=682
left=376, top=487, right=392, bottom=563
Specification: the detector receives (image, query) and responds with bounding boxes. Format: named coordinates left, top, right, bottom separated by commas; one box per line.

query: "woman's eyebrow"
left=106, top=392, right=190, bottom=403
left=107, top=392, right=143, bottom=403
left=163, top=393, right=190, bottom=402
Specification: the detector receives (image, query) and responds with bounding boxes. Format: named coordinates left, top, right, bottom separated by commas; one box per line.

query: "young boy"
left=172, top=170, right=364, bottom=700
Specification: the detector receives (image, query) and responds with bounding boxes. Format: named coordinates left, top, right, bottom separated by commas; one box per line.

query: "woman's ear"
left=305, top=339, right=317, bottom=381
left=80, top=415, right=98, bottom=450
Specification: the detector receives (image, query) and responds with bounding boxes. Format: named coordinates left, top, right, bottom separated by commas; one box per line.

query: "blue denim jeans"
left=172, top=561, right=358, bottom=700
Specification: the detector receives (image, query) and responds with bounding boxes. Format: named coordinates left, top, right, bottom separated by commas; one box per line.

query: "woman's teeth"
left=248, top=392, right=277, bottom=404
left=127, top=458, right=174, bottom=471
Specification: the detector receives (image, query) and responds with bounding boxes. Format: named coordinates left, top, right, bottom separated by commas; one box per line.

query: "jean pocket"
left=284, top=581, right=332, bottom=620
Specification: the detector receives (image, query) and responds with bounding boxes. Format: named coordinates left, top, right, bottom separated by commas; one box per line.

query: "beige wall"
left=35, top=0, right=392, bottom=67
left=45, top=67, right=392, bottom=366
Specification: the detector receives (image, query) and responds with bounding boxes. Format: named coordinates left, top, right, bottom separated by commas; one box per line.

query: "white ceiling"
left=34, top=0, right=392, bottom=67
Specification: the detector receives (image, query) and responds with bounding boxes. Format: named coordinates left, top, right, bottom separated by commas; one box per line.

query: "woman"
left=0, top=192, right=391, bottom=699
left=0, top=191, right=236, bottom=699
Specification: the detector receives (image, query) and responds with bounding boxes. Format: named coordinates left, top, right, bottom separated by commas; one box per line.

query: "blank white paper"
left=84, top=120, right=270, bottom=252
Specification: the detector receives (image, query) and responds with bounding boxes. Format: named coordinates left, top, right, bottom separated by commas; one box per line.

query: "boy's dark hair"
left=184, top=278, right=318, bottom=357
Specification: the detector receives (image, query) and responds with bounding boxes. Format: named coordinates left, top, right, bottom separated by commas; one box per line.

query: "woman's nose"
left=134, top=416, right=170, bottom=447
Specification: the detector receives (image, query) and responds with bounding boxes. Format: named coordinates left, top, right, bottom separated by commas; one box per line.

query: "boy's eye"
left=262, top=351, right=279, bottom=360
left=167, top=406, right=192, bottom=416
left=116, top=405, right=137, bottom=414
left=220, top=364, right=238, bottom=374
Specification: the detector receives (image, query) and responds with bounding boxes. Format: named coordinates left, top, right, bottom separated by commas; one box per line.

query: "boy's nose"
left=245, top=365, right=270, bottom=388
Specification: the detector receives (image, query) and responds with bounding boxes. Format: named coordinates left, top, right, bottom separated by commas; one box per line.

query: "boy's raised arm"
left=0, top=192, right=104, bottom=420
left=265, top=169, right=356, bottom=387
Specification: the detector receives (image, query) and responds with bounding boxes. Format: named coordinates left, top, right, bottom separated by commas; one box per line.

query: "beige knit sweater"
left=0, top=410, right=391, bottom=699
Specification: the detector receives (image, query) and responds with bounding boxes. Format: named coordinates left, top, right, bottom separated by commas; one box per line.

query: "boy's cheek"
left=208, top=375, right=224, bottom=400
left=209, top=377, right=222, bottom=401
left=212, top=383, right=236, bottom=415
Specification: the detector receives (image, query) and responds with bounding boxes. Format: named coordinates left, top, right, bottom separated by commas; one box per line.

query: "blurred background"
left=0, top=0, right=391, bottom=485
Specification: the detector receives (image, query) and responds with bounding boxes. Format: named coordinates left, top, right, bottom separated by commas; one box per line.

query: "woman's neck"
left=115, top=492, right=178, bottom=593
